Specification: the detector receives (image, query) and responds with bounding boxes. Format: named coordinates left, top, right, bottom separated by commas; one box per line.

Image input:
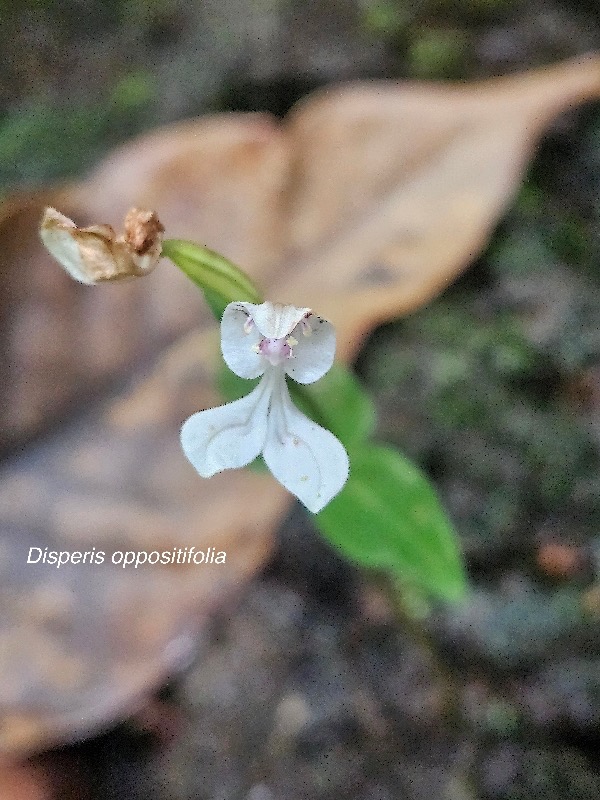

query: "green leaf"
left=289, top=365, right=376, bottom=450
left=316, top=444, right=468, bottom=603
left=162, top=239, right=262, bottom=317
left=218, top=362, right=260, bottom=401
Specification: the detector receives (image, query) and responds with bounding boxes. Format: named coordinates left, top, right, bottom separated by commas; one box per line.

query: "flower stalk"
left=161, top=239, right=262, bottom=317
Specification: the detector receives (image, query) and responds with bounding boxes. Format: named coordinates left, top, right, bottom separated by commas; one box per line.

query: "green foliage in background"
left=0, top=71, right=155, bottom=192
left=165, top=239, right=467, bottom=604
left=359, top=174, right=600, bottom=563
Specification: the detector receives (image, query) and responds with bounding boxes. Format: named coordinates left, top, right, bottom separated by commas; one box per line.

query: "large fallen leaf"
left=2, top=57, right=600, bottom=759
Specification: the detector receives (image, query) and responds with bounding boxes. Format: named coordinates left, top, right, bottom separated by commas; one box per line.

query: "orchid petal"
left=263, top=378, right=349, bottom=513
left=286, top=315, right=336, bottom=384
left=180, top=376, right=272, bottom=477
left=221, top=303, right=265, bottom=379
left=236, top=301, right=311, bottom=340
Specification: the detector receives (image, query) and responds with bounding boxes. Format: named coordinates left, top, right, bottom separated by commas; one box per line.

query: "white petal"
left=221, top=303, right=265, bottom=379
left=239, top=301, right=311, bottom=340
left=286, top=314, right=336, bottom=384
left=263, top=379, right=349, bottom=513
left=180, top=377, right=272, bottom=477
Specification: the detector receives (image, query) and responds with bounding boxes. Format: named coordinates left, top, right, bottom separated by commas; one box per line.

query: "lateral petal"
left=180, top=377, right=272, bottom=477
left=285, top=314, right=336, bottom=384
left=263, top=379, right=349, bottom=513
left=221, top=303, right=265, bottom=379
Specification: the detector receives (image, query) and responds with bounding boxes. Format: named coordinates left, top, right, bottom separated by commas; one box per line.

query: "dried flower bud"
left=40, top=207, right=164, bottom=285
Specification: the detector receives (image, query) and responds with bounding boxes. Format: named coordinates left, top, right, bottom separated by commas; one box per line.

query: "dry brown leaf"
left=279, top=56, right=600, bottom=356
left=2, top=57, right=600, bottom=759
left=0, top=329, right=289, bottom=757
left=0, top=761, right=50, bottom=800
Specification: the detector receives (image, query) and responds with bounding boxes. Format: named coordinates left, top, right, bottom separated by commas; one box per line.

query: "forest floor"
left=5, top=1, right=600, bottom=798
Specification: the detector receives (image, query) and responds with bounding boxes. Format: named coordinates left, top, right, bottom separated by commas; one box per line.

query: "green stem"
left=162, top=239, right=262, bottom=318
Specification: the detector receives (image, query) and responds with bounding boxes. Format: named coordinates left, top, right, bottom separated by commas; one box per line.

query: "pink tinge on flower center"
left=259, top=337, right=292, bottom=366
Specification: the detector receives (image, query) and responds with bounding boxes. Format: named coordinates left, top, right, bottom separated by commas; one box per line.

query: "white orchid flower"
left=180, top=301, right=349, bottom=513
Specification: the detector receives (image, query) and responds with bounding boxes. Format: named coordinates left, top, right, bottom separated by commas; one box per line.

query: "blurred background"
left=3, top=0, right=600, bottom=192
left=3, top=1, right=600, bottom=799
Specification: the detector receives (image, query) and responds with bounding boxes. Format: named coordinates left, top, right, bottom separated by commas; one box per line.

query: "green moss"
left=502, top=746, right=600, bottom=800
left=361, top=0, right=414, bottom=36
left=408, top=27, right=471, bottom=79
left=360, top=230, right=600, bottom=555
left=0, top=70, right=156, bottom=192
